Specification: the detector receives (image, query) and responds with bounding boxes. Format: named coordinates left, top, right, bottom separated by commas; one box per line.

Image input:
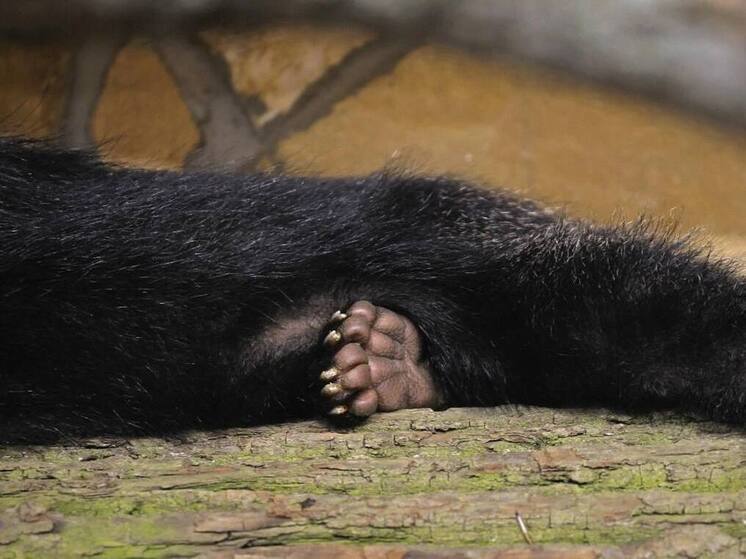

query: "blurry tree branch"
left=2, top=0, right=745, bottom=128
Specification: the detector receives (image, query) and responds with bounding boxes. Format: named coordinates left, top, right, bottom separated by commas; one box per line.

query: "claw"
left=321, top=382, right=342, bottom=397
left=323, top=329, right=342, bottom=347
left=328, top=405, right=348, bottom=416
left=330, top=310, right=348, bottom=324
left=320, top=367, right=339, bottom=382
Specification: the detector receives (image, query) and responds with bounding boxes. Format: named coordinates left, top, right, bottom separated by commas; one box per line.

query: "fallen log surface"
left=1, top=406, right=744, bottom=557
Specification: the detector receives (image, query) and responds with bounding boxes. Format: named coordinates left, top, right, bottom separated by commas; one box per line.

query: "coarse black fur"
left=0, top=137, right=744, bottom=442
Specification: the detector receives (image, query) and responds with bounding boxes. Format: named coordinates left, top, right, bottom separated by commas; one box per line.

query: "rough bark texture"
left=1, top=407, right=744, bottom=558
left=2, top=0, right=745, bottom=128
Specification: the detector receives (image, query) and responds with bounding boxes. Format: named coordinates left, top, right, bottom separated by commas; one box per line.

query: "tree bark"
left=1, top=407, right=743, bottom=557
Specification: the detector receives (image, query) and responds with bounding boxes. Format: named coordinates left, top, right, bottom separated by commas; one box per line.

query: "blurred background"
left=1, top=2, right=745, bottom=259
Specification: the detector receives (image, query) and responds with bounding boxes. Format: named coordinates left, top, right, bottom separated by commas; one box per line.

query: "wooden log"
left=1, top=407, right=743, bottom=557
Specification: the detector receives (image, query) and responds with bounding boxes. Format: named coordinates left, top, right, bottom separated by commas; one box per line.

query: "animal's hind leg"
left=317, top=300, right=444, bottom=418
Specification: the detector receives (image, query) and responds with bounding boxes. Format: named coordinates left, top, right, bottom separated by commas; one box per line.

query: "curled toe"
left=349, top=388, right=379, bottom=417
left=338, top=364, right=372, bottom=391
left=338, top=316, right=371, bottom=344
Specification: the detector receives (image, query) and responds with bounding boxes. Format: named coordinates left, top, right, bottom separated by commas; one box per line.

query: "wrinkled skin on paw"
left=319, top=301, right=444, bottom=418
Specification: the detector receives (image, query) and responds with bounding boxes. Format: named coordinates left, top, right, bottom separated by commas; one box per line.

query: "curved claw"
left=321, top=382, right=342, bottom=397
left=328, top=405, right=348, bottom=416
left=320, top=367, right=339, bottom=382
left=323, top=329, right=342, bottom=347
left=329, top=310, right=348, bottom=324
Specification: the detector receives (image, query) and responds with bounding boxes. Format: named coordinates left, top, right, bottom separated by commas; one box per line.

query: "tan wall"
left=1, top=26, right=745, bottom=253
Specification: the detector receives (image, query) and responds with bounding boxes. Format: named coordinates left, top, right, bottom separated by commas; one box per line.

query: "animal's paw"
left=318, top=300, right=442, bottom=419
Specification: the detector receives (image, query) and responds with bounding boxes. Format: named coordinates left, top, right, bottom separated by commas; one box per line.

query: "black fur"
left=0, top=137, right=744, bottom=442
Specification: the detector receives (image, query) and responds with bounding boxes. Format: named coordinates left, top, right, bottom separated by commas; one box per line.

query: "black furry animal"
left=0, top=137, right=744, bottom=442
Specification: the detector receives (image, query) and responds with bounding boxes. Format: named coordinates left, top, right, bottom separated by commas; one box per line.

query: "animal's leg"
left=482, top=222, right=746, bottom=424
left=344, top=176, right=746, bottom=423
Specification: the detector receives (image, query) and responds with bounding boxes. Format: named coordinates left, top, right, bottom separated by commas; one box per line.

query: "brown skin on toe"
left=319, top=301, right=444, bottom=418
